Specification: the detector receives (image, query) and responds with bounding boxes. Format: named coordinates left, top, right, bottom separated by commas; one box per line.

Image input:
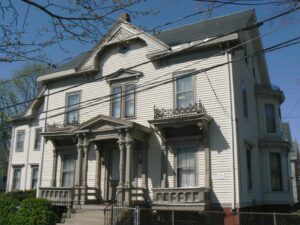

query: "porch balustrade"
left=152, top=187, right=210, bottom=206
left=39, top=187, right=74, bottom=207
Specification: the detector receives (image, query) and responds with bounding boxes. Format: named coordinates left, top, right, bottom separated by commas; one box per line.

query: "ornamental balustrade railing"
left=46, top=120, right=80, bottom=132
left=154, top=101, right=207, bottom=119
left=255, top=83, right=282, bottom=92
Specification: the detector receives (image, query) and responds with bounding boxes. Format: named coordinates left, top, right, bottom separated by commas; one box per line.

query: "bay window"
left=265, top=103, right=276, bottom=133
left=177, top=146, right=196, bottom=187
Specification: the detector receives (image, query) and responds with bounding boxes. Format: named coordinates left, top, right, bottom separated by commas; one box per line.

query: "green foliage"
left=4, top=190, right=36, bottom=202
left=14, top=198, right=56, bottom=225
left=0, top=195, right=19, bottom=225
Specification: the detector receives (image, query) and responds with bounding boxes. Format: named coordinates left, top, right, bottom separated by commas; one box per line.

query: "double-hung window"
left=12, top=167, right=22, bottom=190
left=34, top=128, right=42, bottom=151
left=111, top=84, right=135, bottom=118
left=62, top=155, right=75, bottom=187
left=177, top=146, right=196, bottom=187
left=31, top=166, right=39, bottom=190
left=16, top=130, right=25, bottom=152
left=265, top=104, right=276, bottom=133
left=175, top=74, right=194, bottom=109
left=66, top=92, right=80, bottom=124
left=270, top=153, right=283, bottom=191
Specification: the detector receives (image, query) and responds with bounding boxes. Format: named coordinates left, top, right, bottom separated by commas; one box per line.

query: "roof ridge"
left=155, top=9, right=255, bottom=35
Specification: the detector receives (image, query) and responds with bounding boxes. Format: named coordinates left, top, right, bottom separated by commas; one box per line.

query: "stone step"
left=58, top=205, right=109, bottom=225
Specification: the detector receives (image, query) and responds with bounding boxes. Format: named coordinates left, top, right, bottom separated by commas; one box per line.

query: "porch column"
left=141, top=142, right=148, bottom=189
left=74, top=135, right=83, bottom=205
left=50, top=141, right=58, bottom=187
left=81, top=134, right=89, bottom=204
left=95, top=144, right=101, bottom=190
left=117, top=130, right=126, bottom=203
left=199, top=122, right=211, bottom=188
left=124, top=129, right=133, bottom=205
left=161, top=141, right=168, bottom=188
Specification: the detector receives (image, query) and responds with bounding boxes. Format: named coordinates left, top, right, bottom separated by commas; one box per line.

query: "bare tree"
left=0, top=63, right=48, bottom=189
left=0, top=0, right=152, bottom=63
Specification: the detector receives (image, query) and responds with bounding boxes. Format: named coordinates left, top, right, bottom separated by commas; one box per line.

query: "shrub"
left=14, top=198, right=56, bottom=225
left=5, top=190, right=36, bottom=202
left=0, top=195, right=19, bottom=225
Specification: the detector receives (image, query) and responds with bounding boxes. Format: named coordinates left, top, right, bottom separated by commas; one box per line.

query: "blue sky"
left=0, top=0, right=299, bottom=143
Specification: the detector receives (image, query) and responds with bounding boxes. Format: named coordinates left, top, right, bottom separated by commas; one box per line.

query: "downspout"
left=6, top=126, right=15, bottom=192
left=37, top=86, right=49, bottom=197
left=24, top=124, right=33, bottom=190
left=227, top=51, right=238, bottom=211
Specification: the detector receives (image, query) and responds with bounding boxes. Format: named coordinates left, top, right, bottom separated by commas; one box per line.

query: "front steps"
left=58, top=204, right=108, bottom=225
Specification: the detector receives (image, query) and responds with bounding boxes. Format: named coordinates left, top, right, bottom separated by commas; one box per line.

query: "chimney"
left=118, top=13, right=131, bottom=22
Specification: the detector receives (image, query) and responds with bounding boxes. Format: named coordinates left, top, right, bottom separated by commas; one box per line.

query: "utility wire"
left=1, top=6, right=299, bottom=112
left=1, top=33, right=299, bottom=132
left=0, top=22, right=288, bottom=126
left=0, top=1, right=229, bottom=86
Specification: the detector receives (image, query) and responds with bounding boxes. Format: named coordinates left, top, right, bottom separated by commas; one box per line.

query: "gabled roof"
left=154, top=9, right=254, bottom=46
left=38, top=9, right=255, bottom=81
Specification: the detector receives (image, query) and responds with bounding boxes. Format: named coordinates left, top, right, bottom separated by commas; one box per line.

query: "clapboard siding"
left=8, top=24, right=292, bottom=208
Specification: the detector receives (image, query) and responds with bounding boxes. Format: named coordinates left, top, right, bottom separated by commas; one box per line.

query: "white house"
left=7, top=9, right=293, bottom=219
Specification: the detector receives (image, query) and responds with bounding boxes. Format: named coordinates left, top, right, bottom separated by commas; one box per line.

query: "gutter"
left=227, top=52, right=237, bottom=211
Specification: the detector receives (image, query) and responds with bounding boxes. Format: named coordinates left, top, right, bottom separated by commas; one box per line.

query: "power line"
left=1, top=6, right=299, bottom=112
left=0, top=1, right=229, bottom=86
left=194, top=0, right=298, bottom=6
left=0, top=22, right=287, bottom=126
left=0, top=33, right=299, bottom=132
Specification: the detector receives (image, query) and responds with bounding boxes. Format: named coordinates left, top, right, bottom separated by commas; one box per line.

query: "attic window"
left=119, top=46, right=129, bottom=54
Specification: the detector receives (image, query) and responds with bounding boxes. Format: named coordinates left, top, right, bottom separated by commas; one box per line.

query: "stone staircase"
left=58, top=204, right=109, bottom=225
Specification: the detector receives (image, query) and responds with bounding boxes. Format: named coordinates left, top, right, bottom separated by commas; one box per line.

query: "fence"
left=105, top=207, right=300, bottom=225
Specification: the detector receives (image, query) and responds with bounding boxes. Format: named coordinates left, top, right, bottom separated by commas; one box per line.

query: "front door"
left=108, top=148, right=119, bottom=201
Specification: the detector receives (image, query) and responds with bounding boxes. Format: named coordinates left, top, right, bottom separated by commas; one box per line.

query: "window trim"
left=173, top=70, right=196, bottom=109
left=15, top=129, right=25, bottom=152
left=264, top=103, right=277, bottom=134
left=65, top=91, right=81, bottom=124
left=34, top=128, right=43, bottom=151
left=31, top=165, right=39, bottom=190
left=110, top=82, right=136, bottom=119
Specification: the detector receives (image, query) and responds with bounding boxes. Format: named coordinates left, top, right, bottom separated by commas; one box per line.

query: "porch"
left=39, top=115, right=151, bottom=207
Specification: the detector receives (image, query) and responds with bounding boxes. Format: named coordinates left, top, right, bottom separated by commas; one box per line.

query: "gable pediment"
left=105, top=69, right=142, bottom=84
left=107, top=27, right=134, bottom=44
left=76, top=114, right=132, bottom=132
left=77, top=20, right=170, bottom=72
